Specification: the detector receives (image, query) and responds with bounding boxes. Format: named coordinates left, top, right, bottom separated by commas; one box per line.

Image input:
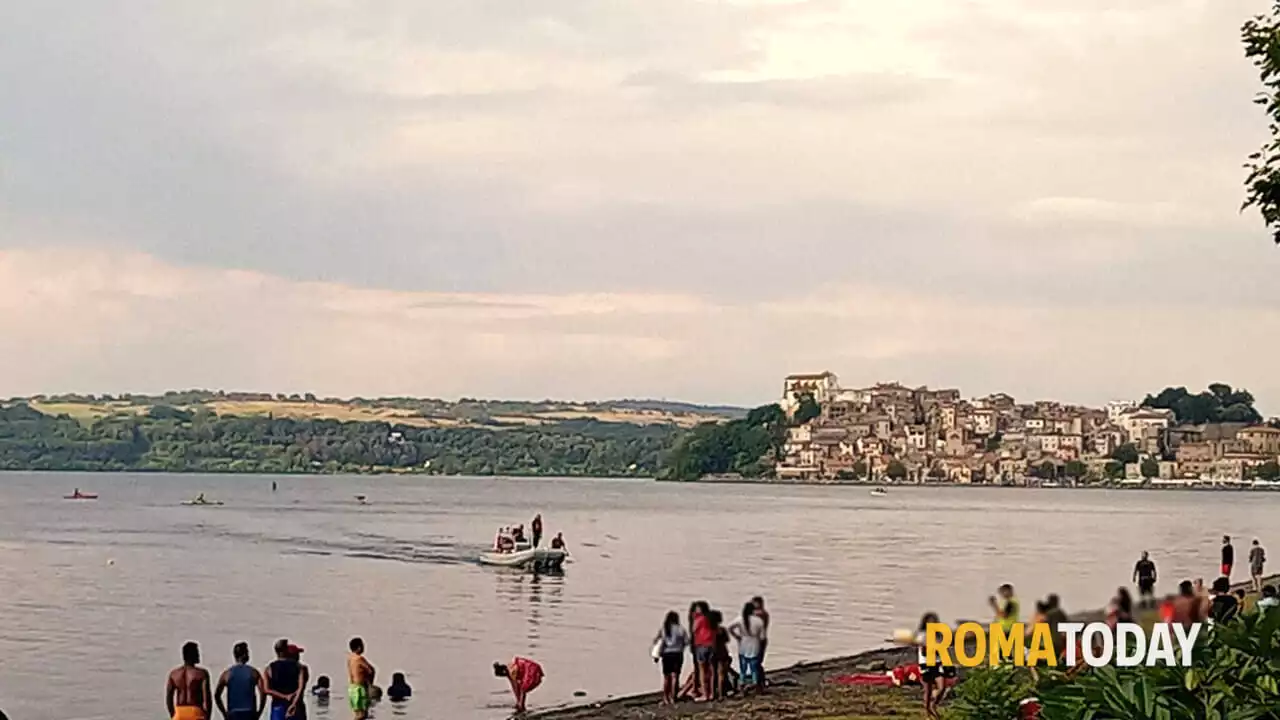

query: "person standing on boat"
left=531, top=514, right=544, bottom=548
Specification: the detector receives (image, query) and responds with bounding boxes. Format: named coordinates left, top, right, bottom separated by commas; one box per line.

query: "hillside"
left=0, top=392, right=746, bottom=476
left=21, top=391, right=745, bottom=429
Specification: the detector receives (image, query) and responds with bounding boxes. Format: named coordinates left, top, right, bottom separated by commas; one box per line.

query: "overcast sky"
left=1, top=0, right=1277, bottom=411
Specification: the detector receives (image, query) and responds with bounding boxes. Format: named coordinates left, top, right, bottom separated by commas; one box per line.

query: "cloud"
left=1, top=248, right=1278, bottom=414
left=1, top=0, right=1278, bottom=408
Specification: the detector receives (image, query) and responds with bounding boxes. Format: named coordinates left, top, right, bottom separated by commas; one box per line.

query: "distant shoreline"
left=5, top=469, right=1279, bottom=492
left=685, top=475, right=1280, bottom=491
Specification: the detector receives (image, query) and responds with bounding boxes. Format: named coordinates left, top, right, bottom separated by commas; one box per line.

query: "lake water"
left=1, top=473, right=1276, bottom=719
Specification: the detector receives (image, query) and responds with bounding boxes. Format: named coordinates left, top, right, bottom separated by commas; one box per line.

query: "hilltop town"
left=775, top=372, right=1280, bottom=486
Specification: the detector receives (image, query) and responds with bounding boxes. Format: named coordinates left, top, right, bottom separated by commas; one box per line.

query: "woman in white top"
left=652, top=612, right=689, bottom=705
left=729, top=602, right=766, bottom=692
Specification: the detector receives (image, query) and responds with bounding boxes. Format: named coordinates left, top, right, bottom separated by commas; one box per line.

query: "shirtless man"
left=166, top=642, right=212, bottom=720
left=346, top=637, right=375, bottom=720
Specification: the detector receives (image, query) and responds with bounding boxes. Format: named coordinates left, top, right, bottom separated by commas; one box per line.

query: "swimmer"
left=494, top=656, right=543, bottom=713
left=387, top=672, right=412, bottom=702
left=347, top=637, right=375, bottom=720
left=166, top=641, right=212, bottom=720
left=311, top=675, right=331, bottom=700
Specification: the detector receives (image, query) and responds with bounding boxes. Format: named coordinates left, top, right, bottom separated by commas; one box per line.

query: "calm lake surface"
left=1, top=473, right=1276, bottom=719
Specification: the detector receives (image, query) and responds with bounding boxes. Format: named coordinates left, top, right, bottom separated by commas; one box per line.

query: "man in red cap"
left=264, top=639, right=306, bottom=720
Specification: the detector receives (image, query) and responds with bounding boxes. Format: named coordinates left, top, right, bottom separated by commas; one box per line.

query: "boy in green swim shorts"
left=346, top=638, right=375, bottom=720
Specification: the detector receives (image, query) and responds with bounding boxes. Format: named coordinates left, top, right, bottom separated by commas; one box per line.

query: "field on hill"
left=25, top=393, right=742, bottom=429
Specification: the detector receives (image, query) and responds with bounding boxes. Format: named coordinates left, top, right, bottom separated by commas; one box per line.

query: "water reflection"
left=495, top=570, right=566, bottom=647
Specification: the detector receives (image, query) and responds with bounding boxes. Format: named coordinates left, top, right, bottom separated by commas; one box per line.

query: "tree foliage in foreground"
left=0, top=403, right=678, bottom=476
left=1039, top=610, right=1280, bottom=719
left=1243, top=4, right=1280, bottom=245
left=659, top=404, right=786, bottom=480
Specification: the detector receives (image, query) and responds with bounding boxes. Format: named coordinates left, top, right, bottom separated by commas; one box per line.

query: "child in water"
left=387, top=673, right=412, bottom=702
left=311, top=676, right=330, bottom=701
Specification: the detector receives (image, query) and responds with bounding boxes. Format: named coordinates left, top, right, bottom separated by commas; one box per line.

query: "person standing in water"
left=1221, top=535, right=1235, bottom=579
left=215, top=642, right=266, bottom=720
left=494, top=656, right=543, bottom=713
left=346, top=637, right=375, bottom=720
left=264, top=639, right=304, bottom=720
left=1250, top=539, right=1267, bottom=593
left=289, top=645, right=310, bottom=720
left=166, top=642, right=212, bottom=720
left=531, top=514, right=544, bottom=548
left=1133, top=551, right=1158, bottom=607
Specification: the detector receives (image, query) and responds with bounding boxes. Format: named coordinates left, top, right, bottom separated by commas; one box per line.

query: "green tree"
left=1064, top=460, right=1087, bottom=480
left=1111, top=443, right=1140, bottom=465
left=793, top=393, right=821, bottom=424
left=1140, top=456, right=1160, bottom=479
left=1244, top=5, right=1280, bottom=245
left=1104, top=460, right=1125, bottom=480
left=886, top=459, right=907, bottom=480
left=660, top=404, right=786, bottom=480
left=1032, top=461, right=1057, bottom=480
left=984, top=432, right=1002, bottom=452
left=1142, top=384, right=1262, bottom=425
left=1255, top=460, right=1280, bottom=482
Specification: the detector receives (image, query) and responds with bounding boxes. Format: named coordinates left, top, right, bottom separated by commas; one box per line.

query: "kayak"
left=478, top=547, right=567, bottom=571
left=64, top=494, right=99, bottom=500
left=181, top=500, right=224, bottom=506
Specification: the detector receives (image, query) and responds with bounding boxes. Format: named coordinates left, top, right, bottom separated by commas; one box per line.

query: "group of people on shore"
left=163, top=637, right=408, bottom=720
left=906, top=533, right=1276, bottom=719
left=651, top=596, right=770, bottom=705
left=1131, top=535, right=1274, bottom=625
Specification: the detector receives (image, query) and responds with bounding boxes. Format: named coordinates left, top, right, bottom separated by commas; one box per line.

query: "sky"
left=1, top=0, right=1277, bottom=411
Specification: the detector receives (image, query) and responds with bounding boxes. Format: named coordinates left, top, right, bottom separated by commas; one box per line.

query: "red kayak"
left=63, top=493, right=98, bottom=500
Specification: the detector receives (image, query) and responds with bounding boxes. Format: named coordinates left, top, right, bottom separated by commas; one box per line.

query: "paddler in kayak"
left=166, top=641, right=212, bottom=720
